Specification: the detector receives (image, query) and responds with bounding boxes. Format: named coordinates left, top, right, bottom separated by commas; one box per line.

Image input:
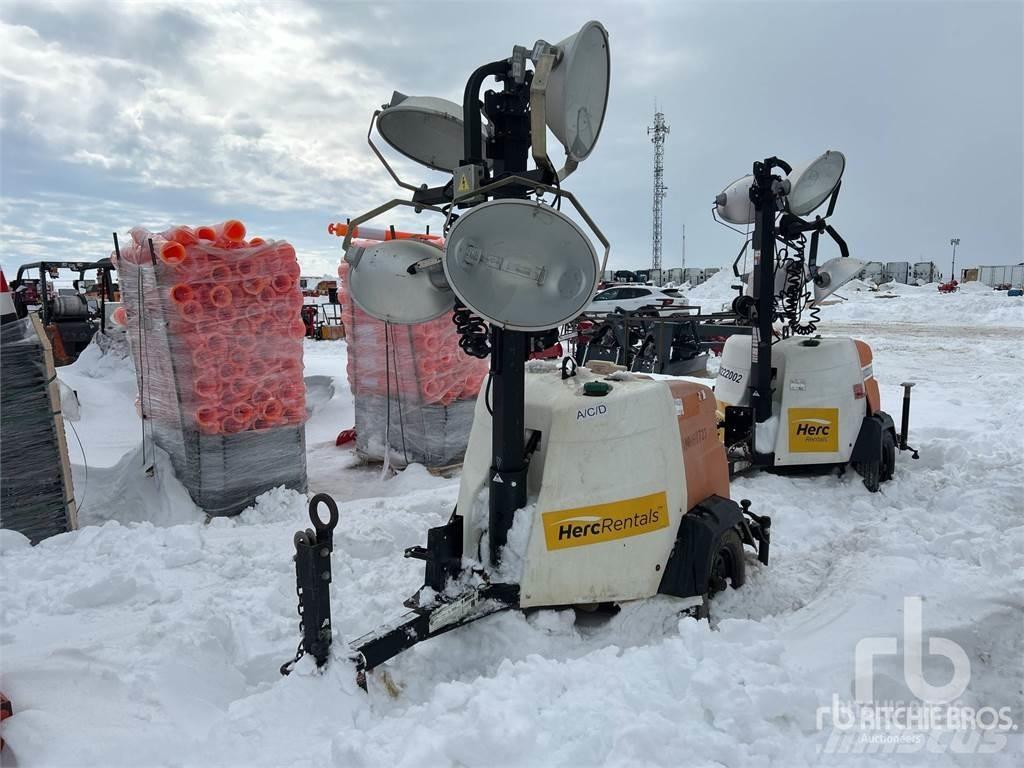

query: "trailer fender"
left=658, top=495, right=746, bottom=598
left=850, top=411, right=895, bottom=465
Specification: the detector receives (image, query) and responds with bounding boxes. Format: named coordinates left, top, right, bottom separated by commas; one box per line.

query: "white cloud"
left=0, top=2, right=399, bottom=212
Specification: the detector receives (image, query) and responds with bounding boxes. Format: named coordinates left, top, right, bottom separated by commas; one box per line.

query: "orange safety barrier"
left=328, top=222, right=444, bottom=244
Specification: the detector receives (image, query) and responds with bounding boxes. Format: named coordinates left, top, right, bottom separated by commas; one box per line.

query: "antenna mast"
left=681, top=223, right=686, bottom=272
left=648, top=110, right=670, bottom=272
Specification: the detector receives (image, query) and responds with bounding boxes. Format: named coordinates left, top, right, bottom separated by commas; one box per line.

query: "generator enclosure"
left=455, top=364, right=728, bottom=607
left=715, top=335, right=877, bottom=466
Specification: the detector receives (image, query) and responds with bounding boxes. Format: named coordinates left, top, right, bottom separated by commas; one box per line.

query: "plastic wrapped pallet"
left=114, top=221, right=307, bottom=516
left=338, top=257, right=487, bottom=468
left=1, top=315, right=78, bottom=542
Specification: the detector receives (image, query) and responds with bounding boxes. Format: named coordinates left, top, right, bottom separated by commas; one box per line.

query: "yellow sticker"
left=542, top=492, right=670, bottom=550
left=788, top=407, right=839, bottom=452
left=457, top=174, right=470, bottom=193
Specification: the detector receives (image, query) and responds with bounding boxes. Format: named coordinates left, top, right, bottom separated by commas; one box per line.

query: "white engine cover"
left=456, top=366, right=686, bottom=608
left=715, top=335, right=867, bottom=464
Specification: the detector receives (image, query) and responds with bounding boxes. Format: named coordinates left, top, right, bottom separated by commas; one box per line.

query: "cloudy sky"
left=1, top=0, right=1021, bottom=280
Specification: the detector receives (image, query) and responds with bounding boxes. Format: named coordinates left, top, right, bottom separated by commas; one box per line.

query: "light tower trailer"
left=713, top=155, right=918, bottom=491
left=283, top=24, right=771, bottom=684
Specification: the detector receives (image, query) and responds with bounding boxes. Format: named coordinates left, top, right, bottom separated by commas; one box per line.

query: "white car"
left=583, top=285, right=691, bottom=316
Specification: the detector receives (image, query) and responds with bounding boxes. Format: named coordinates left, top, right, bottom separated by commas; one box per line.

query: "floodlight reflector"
left=545, top=21, right=611, bottom=162
left=443, top=199, right=599, bottom=331
left=377, top=92, right=485, bottom=172
left=813, top=256, right=866, bottom=302
left=345, top=238, right=454, bottom=324
left=714, top=175, right=756, bottom=225
left=785, top=150, right=846, bottom=216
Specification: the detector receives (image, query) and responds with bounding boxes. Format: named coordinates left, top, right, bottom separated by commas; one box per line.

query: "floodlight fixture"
left=812, top=256, right=866, bottom=302
left=714, top=175, right=756, bottom=226
left=345, top=238, right=453, bottom=324
left=376, top=92, right=489, bottom=173
left=545, top=21, right=610, bottom=163
left=528, top=21, right=610, bottom=179
left=783, top=150, right=846, bottom=217
left=443, top=198, right=600, bottom=331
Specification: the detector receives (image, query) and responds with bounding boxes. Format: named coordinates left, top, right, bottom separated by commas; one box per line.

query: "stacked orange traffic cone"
left=338, top=260, right=486, bottom=407
left=113, top=222, right=306, bottom=436
left=337, top=250, right=486, bottom=467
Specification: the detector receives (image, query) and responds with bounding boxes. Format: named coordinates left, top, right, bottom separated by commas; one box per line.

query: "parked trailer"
left=912, top=261, right=941, bottom=285
left=683, top=268, right=706, bottom=286
left=885, top=261, right=909, bottom=284
left=857, top=261, right=885, bottom=283
left=978, top=264, right=1024, bottom=288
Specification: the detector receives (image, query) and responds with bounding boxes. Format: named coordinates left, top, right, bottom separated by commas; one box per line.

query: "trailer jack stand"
left=281, top=494, right=339, bottom=676
left=739, top=499, right=771, bottom=565
left=898, top=382, right=920, bottom=459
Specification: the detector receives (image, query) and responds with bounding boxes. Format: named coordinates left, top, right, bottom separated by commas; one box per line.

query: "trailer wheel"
left=708, top=529, right=745, bottom=595
left=880, top=430, right=896, bottom=482
left=858, top=459, right=880, bottom=493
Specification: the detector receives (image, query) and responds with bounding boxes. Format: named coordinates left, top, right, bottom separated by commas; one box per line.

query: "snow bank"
left=823, top=281, right=1024, bottom=327
left=683, top=268, right=1024, bottom=328
left=686, top=268, right=739, bottom=312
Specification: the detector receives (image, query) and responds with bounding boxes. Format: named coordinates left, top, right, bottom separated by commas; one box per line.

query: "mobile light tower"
left=283, top=22, right=775, bottom=685
left=648, top=110, right=670, bottom=273
left=950, top=237, right=960, bottom=281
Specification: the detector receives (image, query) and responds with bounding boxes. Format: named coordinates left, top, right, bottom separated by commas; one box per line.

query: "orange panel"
left=855, top=340, right=880, bottom=414
left=663, top=380, right=730, bottom=509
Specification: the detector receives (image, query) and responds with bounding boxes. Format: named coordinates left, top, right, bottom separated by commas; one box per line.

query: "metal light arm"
left=528, top=51, right=578, bottom=182
left=365, top=110, right=419, bottom=194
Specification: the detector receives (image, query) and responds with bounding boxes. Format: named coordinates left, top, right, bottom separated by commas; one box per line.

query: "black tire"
left=854, top=430, right=883, bottom=492
left=707, top=528, right=746, bottom=596
left=859, top=459, right=881, bottom=492
left=880, top=429, right=896, bottom=482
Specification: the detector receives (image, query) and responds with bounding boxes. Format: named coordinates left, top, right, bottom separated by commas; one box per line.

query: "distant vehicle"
left=583, top=284, right=691, bottom=316
left=10, top=259, right=116, bottom=364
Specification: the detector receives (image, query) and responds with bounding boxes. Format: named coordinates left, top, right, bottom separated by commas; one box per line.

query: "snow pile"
left=823, top=281, right=1024, bottom=326
left=838, top=277, right=878, bottom=292
left=75, top=445, right=204, bottom=527
left=958, top=280, right=996, bottom=293
left=687, top=268, right=739, bottom=312
left=331, top=619, right=817, bottom=767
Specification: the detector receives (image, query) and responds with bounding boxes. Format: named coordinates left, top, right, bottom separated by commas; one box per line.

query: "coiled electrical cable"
left=778, top=256, right=820, bottom=335
left=452, top=302, right=490, bottom=359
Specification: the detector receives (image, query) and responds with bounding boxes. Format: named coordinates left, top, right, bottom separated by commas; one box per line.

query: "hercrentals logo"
left=788, top=407, right=839, bottom=452
left=542, top=492, right=669, bottom=550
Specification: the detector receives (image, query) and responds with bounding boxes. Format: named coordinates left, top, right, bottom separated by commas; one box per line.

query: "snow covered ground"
left=1, top=286, right=1022, bottom=767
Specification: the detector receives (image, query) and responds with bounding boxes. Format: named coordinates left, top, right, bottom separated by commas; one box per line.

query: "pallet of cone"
left=113, top=220, right=308, bottom=516
left=337, top=261, right=487, bottom=406
left=337, top=258, right=487, bottom=466
left=112, top=221, right=306, bottom=436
